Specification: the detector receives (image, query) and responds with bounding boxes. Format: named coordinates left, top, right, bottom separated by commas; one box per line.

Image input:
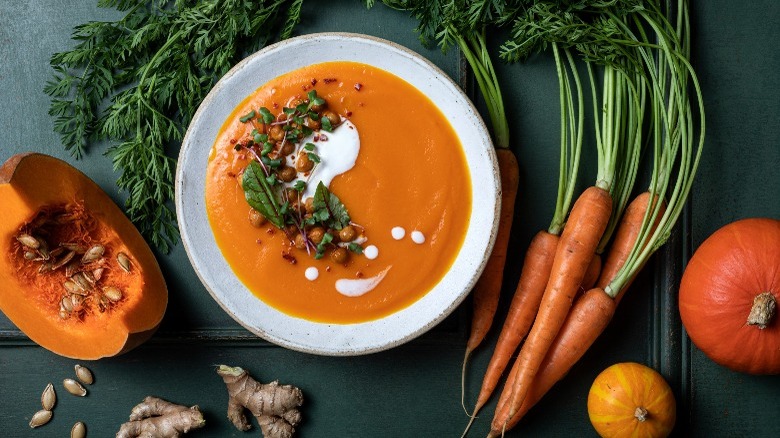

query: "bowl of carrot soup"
left=176, top=33, right=499, bottom=355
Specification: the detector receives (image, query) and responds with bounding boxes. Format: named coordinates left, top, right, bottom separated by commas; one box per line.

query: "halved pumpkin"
left=0, top=153, right=167, bottom=359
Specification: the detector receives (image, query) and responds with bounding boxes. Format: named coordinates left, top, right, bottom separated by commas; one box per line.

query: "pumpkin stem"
left=747, top=292, right=777, bottom=329
left=634, top=407, right=649, bottom=422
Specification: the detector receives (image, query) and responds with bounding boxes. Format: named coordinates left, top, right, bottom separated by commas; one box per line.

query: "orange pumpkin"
left=587, top=362, right=676, bottom=438
left=0, top=153, right=167, bottom=359
left=679, top=218, right=780, bottom=374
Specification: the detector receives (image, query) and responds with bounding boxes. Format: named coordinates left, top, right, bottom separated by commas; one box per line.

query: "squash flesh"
left=0, top=153, right=167, bottom=359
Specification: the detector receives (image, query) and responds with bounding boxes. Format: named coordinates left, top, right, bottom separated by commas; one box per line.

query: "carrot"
left=467, top=231, right=558, bottom=419
left=488, top=288, right=616, bottom=437
left=581, top=253, right=601, bottom=292
left=597, top=191, right=652, bottom=291
left=489, top=191, right=665, bottom=435
left=504, top=185, right=612, bottom=422
left=461, top=148, right=519, bottom=408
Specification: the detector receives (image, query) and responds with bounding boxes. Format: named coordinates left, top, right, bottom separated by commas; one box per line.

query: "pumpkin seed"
left=65, top=261, right=80, bottom=278
left=29, top=409, right=52, bottom=428
left=36, top=237, right=50, bottom=260
left=60, top=242, right=86, bottom=253
left=70, top=294, right=84, bottom=311
left=74, top=364, right=94, bottom=385
left=103, top=286, right=123, bottom=303
left=83, top=271, right=97, bottom=286
left=63, top=379, right=87, bottom=396
left=71, top=421, right=86, bottom=438
left=92, top=267, right=104, bottom=282
left=38, top=261, right=53, bottom=274
left=49, top=247, right=64, bottom=258
left=61, top=296, right=74, bottom=312
left=81, top=244, right=105, bottom=264
left=23, top=251, right=37, bottom=260
left=41, top=383, right=56, bottom=410
left=17, top=233, right=40, bottom=249
left=52, top=250, right=76, bottom=271
left=71, top=272, right=92, bottom=291
left=117, top=252, right=132, bottom=273
left=63, top=280, right=84, bottom=295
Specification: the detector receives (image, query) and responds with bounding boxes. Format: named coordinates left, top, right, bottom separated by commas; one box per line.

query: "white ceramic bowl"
left=176, top=33, right=499, bottom=355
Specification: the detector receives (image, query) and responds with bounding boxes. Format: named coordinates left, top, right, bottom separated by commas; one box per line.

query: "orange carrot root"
left=582, top=253, right=602, bottom=292
left=505, top=185, right=612, bottom=421
left=471, top=231, right=558, bottom=417
left=490, top=191, right=665, bottom=435
left=491, top=288, right=616, bottom=435
left=462, top=149, right=519, bottom=413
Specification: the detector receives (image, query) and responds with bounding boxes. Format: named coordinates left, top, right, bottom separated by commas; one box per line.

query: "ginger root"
left=116, top=396, right=205, bottom=438
left=217, top=364, right=304, bottom=438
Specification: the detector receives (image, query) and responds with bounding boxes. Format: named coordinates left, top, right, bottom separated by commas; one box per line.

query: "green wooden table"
left=1, top=1, right=778, bottom=436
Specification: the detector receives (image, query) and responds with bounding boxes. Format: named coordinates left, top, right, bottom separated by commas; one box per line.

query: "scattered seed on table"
left=29, top=409, right=52, bottom=428
left=74, top=364, right=94, bottom=385
left=71, top=421, right=86, bottom=438
left=63, top=378, right=87, bottom=396
left=41, top=383, right=56, bottom=410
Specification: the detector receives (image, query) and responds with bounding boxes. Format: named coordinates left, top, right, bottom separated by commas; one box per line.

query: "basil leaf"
left=241, top=161, right=284, bottom=229
left=321, top=116, right=333, bottom=132
left=348, top=243, right=363, bottom=255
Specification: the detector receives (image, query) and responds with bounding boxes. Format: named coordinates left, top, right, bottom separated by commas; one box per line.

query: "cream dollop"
left=391, top=226, right=406, bottom=240
left=335, top=267, right=391, bottom=297
left=411, top=230, right=426, bottom=244
left=285, top=119, right=360, bottom=199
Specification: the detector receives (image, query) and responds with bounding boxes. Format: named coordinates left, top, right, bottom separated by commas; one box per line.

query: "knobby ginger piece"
left=116, top=396, right=205, bottom=438
left=217, top=364, right=304, bottom=438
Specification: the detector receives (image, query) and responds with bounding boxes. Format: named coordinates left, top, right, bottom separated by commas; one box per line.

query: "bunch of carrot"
left=455, top=1, right=705, bottom=436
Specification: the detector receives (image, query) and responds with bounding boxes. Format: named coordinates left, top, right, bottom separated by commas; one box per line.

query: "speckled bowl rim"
left=176, top=32, right=499, bottom=356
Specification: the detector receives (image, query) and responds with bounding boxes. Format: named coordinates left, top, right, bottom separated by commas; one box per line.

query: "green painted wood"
left=0, top=1, right=778, bottom=437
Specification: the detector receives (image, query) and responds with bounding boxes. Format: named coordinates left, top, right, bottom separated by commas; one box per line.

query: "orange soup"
left=205, top=61, right=471, bottom=323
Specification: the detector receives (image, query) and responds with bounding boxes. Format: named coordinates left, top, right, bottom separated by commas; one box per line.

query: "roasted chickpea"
left=310, top=99, right=327, bottom=113
left=276, top=113, right=288, bottom=123
left=293, top=233, right=307, bottom=250
left=305, top=117, right=322, bottom=131
left=304, top=197, right=315, bottom=214
left=330, top=247, right=349, bottom=264
left=288, top=97, right=306, bottom=109
left=339, top=225, right=357, bottom=242
left=307, top=226, right=325, bottom=245
left=277, top=166, right=296, bottom=182
left=248, top=208, right=266, bottom=227
left=296, top=153, right=314, bottom=173
left=278, top=141, right=294, bottom=156
left=321, top=110, right=341, bottom=127
left=269, top=125, right=285, bottom=141
left=284, top=224, right=298, bottom=237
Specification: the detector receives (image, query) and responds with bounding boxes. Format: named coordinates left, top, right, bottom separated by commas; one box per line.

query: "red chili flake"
left=323, top=78, right=337, bottom=84
left=325, top=266, right=331, bottom=272
left=359, top=102, right=365, bottom=107
left=313, top=134, right=320, bottom=142
left=255, top=239, right=262, bottom=245
left=272, top=102, right=279, bottom=109
left=356, top=271, right=364, bottom=278
left=301, top=84, right=311, bottom=91
left=282, top=252, right=297, bottom=265
left=227, top=171, right=236, bottom=178
left=345, top=110, right=353, bottom=117
left=238, top=153, right=246, bottom=160
left=266, top=228, right=276, bottom=235
left=354, top=83, right=362, bottom=91
left=229, top=138, right=238, bottom=144
left=311, top=78, right=318, bottom=85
